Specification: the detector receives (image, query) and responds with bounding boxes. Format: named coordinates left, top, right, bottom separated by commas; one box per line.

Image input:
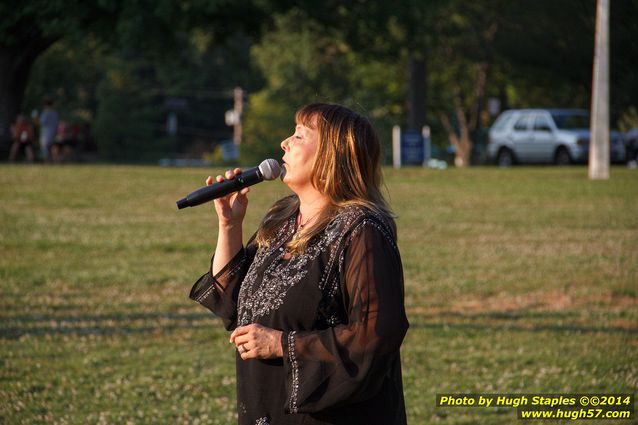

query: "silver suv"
left=488, top=109, right=626, bottom=166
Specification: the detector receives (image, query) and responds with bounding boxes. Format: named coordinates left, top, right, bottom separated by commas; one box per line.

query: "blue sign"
left=401, top=130, right=425, bottom=165
left=220, top=140, right=240, bottom=161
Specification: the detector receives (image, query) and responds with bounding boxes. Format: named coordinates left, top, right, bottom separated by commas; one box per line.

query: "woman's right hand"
left=207, top=168, right=250, bottom=228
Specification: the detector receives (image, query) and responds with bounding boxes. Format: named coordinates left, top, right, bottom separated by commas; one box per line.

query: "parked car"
left=488, top=109, right=626, bottom=166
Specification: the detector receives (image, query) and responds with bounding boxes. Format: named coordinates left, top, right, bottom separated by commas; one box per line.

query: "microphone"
left=176, top=159, right=281, bottom=209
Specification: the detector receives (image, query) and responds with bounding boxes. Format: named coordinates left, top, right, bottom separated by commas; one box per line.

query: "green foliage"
left=23, top=37, right=104, bottom=123
left=1, top=0, right=274, bottom=156
left=8, top=0, right=638, bottom=163
left=0, top=0, right=279, bottom=57
left=242, top=9, right=405, bottom=164
left=0, top=1, right=107, bottom=44
left=202, top=144, right=227, bottom=166
left=618, top=106, right=638, bottom=133
left=242, top=91, right=295, bottom=165
left=22, top=27, right=266, bottom=161
left=251, top=10, right=351, bottom=102
left=92, top=58, right=166, bottom=161
left=490, top=1, right=594, bottom=109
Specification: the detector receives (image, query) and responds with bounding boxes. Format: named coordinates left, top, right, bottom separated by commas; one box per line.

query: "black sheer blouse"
left=190, top=205, right=409, bottom=425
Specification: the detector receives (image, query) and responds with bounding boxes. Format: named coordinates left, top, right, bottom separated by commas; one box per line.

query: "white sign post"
left=392, top=125, right=401, bottom=169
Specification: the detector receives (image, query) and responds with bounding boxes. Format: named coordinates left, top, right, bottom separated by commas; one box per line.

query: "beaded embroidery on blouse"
left=235, top=205, right=399, bottom=414
left=287, top=331, right=299, bottom=413
left=236, top=206, right=398, bottom=327
left=236, top=206, right=377, bottom=326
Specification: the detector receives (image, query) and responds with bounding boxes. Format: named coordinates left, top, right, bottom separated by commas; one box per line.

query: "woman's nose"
left=281, top=137, right=290, bottom=151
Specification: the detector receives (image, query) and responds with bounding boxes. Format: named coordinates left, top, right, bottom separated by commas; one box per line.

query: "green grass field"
left=1, top=164, right=636, bottom=424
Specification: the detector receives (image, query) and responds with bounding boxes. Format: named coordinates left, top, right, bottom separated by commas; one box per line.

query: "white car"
left=488, top=109, right=626, bottom=166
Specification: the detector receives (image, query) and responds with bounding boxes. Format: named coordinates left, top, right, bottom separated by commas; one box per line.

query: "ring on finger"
left=238, top=344, right=247, bottom=354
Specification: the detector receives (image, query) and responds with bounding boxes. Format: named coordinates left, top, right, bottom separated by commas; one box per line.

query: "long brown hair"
left=256, top=103, right=395, bottom=253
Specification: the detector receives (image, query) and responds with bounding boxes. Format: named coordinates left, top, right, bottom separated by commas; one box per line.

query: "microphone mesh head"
left=259, top=159, right=281, bottom=180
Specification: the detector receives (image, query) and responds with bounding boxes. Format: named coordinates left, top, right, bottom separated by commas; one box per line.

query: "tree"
left=298, top=0, right=444, bottom=130
left=431, top=0, right=631, bottom=166
left=432, top=2, right=502, bottom=167
left=0, top=0, right=275, bottom=149
left=7, top=0, right=635, bottom=164
left=1, top=1, right=65, bottom=144
left=242, top=9, right=405, bottom=165
left=492, top=0, right=595, bottom=108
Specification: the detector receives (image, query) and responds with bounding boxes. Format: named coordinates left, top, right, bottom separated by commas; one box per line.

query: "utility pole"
left=407, top=52, right=426, bottom=130
left=589, top=0, right=610, bottom=180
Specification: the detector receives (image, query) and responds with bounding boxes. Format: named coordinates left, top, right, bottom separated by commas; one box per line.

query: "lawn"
left=1, top=164, right=636, bottom=424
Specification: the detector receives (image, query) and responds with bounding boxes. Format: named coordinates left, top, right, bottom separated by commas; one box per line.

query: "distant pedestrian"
left=37, top=99, right=59, bottom=162
left=8, top=114, right=35, bottom=163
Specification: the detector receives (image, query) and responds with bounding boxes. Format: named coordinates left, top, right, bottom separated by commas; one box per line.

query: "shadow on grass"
left=1, top=308, right=636, bottom=340
left=0, top=311, right=215, bottom=340
left=413, top=309, right=583, bottom=320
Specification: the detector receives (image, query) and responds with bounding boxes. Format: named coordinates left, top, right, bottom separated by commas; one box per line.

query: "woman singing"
left=190, top=103, right=409, bottom=424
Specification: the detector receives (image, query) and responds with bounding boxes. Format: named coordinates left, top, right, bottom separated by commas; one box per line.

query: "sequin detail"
left=287, top=331, right=299, bottom=413
left=236, top=206, right=373, bottom=326
left=255, top=417, right=269, bottom=425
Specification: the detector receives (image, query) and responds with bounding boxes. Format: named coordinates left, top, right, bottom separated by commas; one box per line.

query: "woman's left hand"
left=230, top=324, right=283, bottom=360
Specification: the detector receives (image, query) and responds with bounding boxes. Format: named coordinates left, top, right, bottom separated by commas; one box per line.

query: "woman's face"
left=280, top=120, right=320, bottom=191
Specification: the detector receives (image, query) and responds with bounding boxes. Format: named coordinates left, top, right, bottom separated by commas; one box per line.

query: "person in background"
left=54, top=120, right=77, bottom=162
left=37, top=99, right=59, bottom=162
left=52, top=121, right=70, bottom=163
left=9, top=114, right=35, bottom=163
left=189, top=103, right=409, bottom=425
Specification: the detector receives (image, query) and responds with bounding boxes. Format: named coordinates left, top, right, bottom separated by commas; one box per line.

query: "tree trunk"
left=439, top=63, right=489, bottom=168
left=440, top=111, right=472, bottom=168
left=407, top=52, right=426, bottom=130
left=0, top=49, right=22, bottom=147
left=0, top=38, right=57, bottom=150
left=453, top=137, right=472, bottom=167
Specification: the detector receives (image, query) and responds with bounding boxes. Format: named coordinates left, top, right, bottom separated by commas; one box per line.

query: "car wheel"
left=496, top=149, right=514, bottom=167
left=554, top=147, right=572, bottom=166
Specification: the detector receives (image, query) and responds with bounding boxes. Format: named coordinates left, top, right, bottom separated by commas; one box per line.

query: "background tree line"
left=1, top=0, right=636, bottom=165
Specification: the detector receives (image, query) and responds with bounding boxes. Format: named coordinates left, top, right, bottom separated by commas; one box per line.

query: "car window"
left=534, top=116, right=552, bottom=132
left=491, top=112, right=513, bottom=131
left=513, top=115, right=530, bottom=132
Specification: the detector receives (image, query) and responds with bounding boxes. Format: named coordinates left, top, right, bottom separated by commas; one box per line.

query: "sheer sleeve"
left=189, top=235, right=257, bottom=330
left=281, top=219, right=409, bottom=413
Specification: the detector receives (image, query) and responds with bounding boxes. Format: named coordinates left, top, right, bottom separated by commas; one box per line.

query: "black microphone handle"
left=177, top=167, right=262, bottom=209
